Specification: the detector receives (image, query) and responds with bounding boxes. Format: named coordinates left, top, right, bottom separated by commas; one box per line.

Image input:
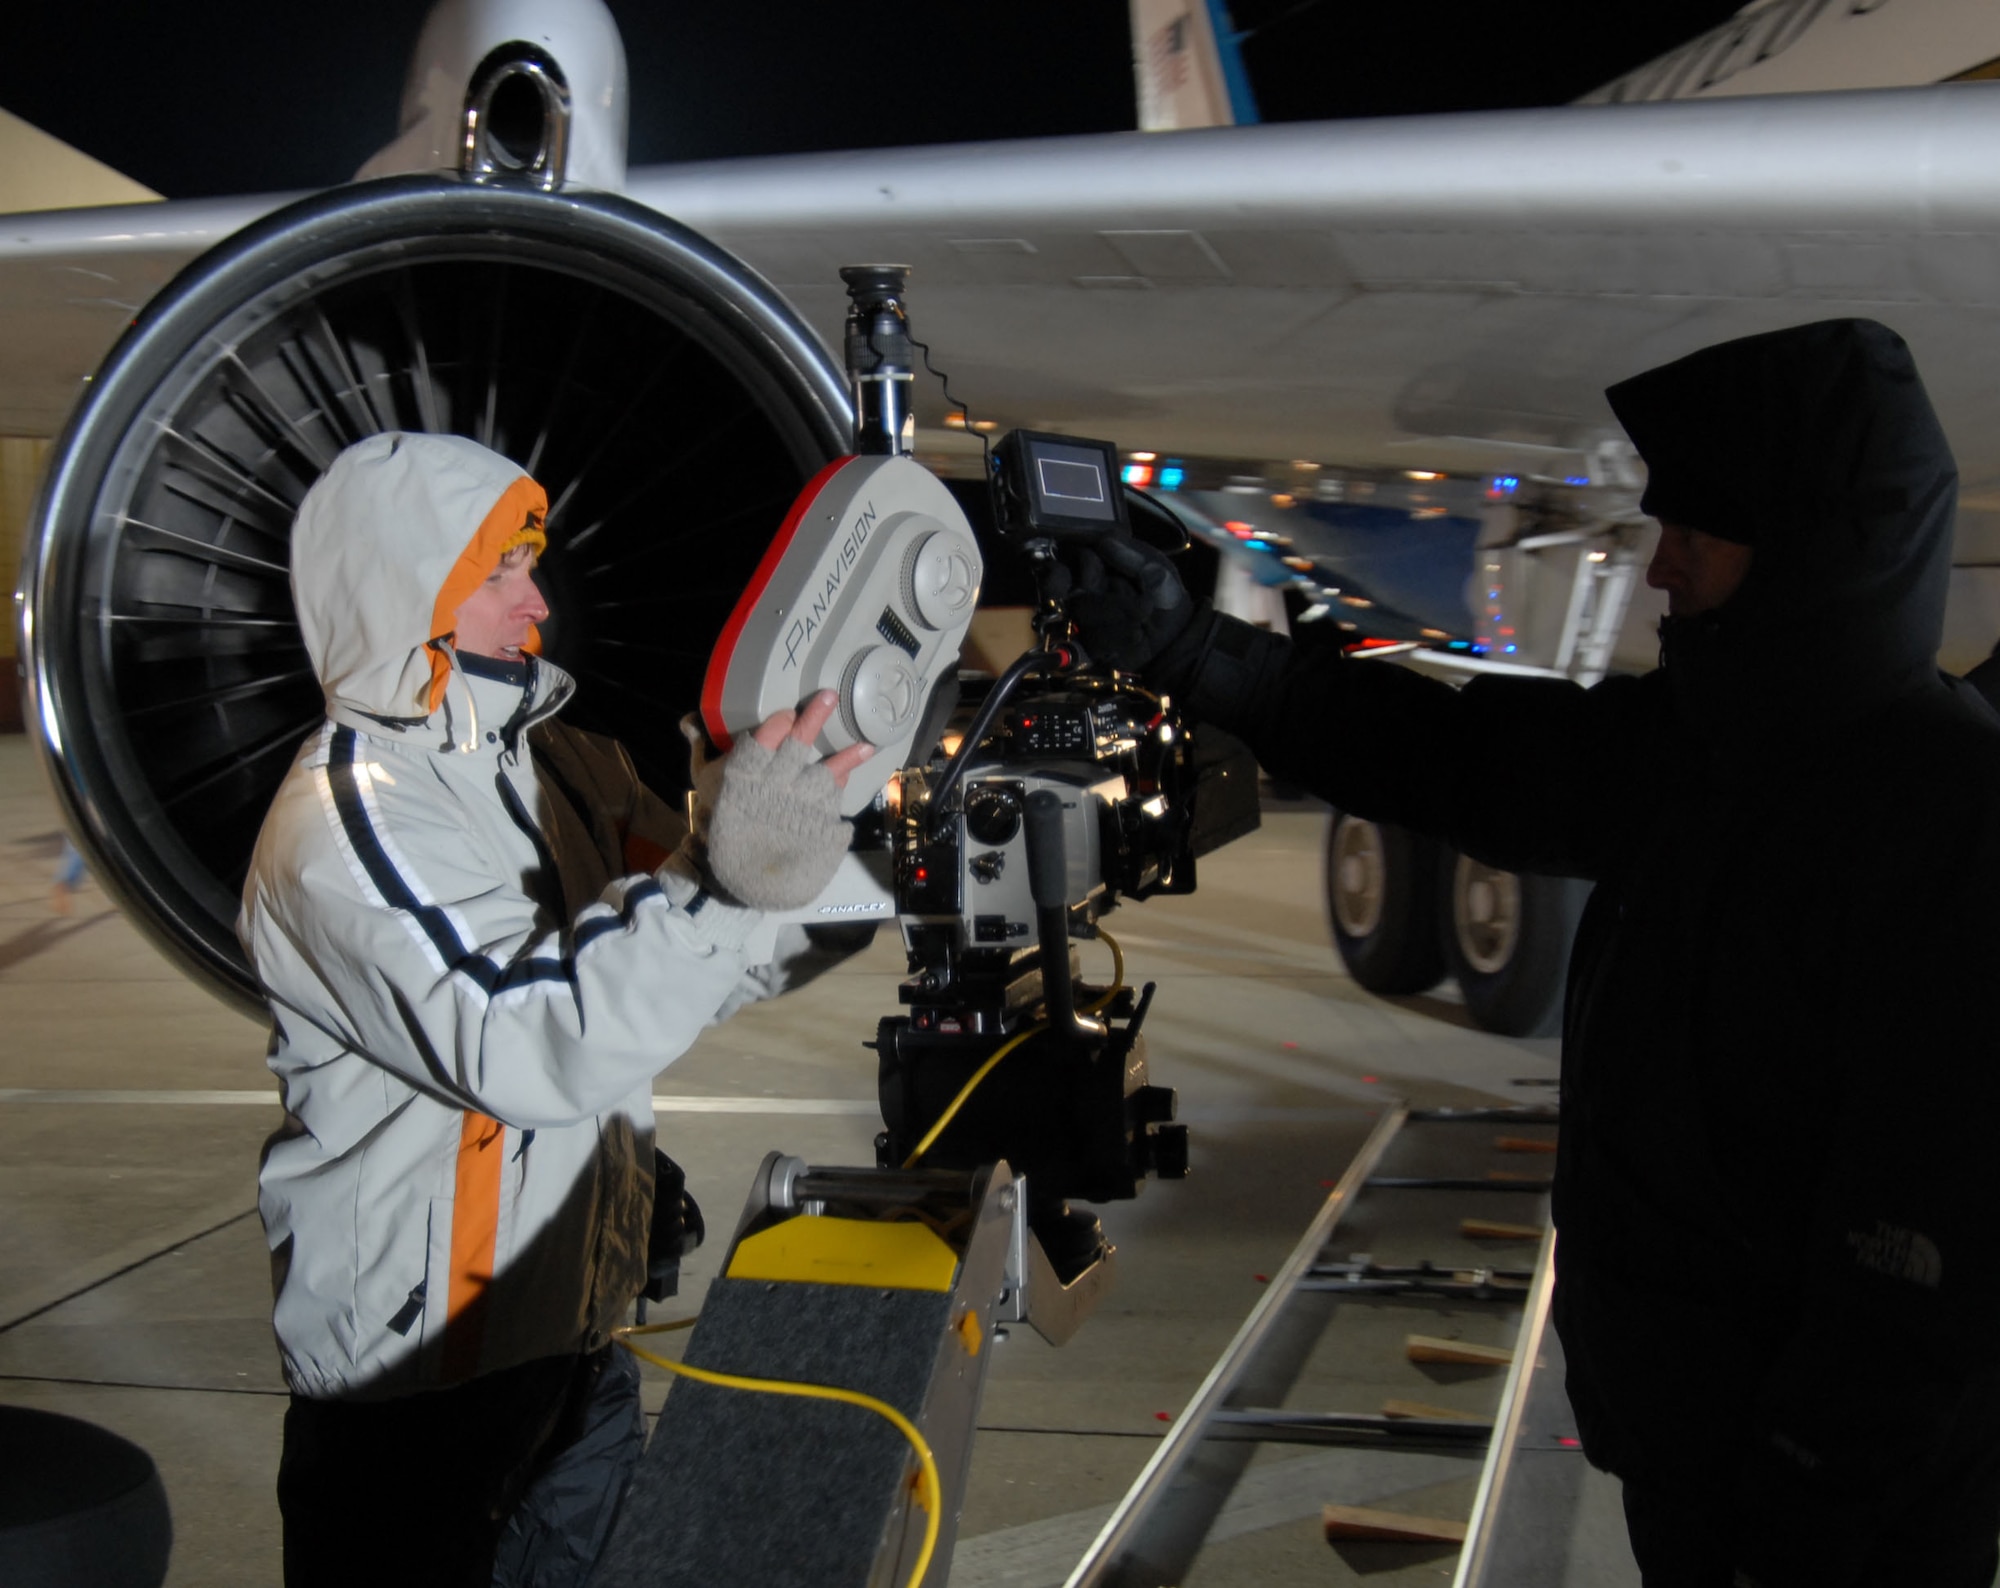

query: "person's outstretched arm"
left=242, top=697, right=868, bottom=1128
left=1056, top=535, right=1654, bottom=879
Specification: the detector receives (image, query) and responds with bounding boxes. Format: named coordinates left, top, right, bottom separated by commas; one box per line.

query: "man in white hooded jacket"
left=240, top=432, right=868, bottom=1586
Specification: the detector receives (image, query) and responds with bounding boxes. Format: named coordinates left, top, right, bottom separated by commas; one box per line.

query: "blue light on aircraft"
left=1565, top=475, right=1590, bottom=486
left=1159, top=466, right=1185, bottom=490
left=1448, top=640, right=1470, bottom=650
left=1489, top=475, right=1520, bottom=496
left=1504, top=644, right=1518, bottom=654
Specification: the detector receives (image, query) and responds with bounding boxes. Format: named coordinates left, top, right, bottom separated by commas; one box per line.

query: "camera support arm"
left=613, top=267, right=1229, bottom=1588
left=1025, top=788, right=1106, bottom=1047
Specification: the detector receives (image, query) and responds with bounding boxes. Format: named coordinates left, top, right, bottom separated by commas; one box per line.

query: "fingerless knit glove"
left=686, top=726, right=850, bottom=912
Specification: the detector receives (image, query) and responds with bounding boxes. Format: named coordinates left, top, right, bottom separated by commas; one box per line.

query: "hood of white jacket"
left=291, top=433, right=549, bottom=724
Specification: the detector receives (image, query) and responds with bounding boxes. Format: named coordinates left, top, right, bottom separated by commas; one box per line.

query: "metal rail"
left=1063, top=1100, right=1560, bottom=1588
left=1062, top=1104, right=1409, bottom=1588
left=1451, top=1227, right=1560, bottom=1588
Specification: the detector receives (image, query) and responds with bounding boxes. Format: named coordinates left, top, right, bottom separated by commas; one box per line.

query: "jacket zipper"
left=387, top=1281, right=426, bottom=1337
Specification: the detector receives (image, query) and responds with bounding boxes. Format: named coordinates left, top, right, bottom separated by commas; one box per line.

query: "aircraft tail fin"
left=0, top=107, right=160, bottom=213
left=1131, top=0, right=1260, bottom=131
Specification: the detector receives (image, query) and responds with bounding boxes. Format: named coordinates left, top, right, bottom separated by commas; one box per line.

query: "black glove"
left=1044, top=533, right=1196, bottom=674
left=641, top=1149, right=706, bottom=1304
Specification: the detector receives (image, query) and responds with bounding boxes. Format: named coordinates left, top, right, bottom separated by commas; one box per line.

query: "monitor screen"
left=1030, top=442, right=1118, bottom=522
left=994, top=429, right=1130, bottom=539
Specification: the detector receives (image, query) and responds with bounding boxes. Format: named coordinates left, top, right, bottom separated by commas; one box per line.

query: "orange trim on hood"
left=426, top=473, right=549, bottom=713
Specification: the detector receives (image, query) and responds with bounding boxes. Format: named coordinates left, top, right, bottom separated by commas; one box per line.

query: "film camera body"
left=880, top=430, right=1229, bottom=1279
left=705, top=265, right=1259, bottom=1292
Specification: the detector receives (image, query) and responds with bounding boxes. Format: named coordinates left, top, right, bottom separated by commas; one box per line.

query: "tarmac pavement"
left=0, top=732, right=1637, bottom=1585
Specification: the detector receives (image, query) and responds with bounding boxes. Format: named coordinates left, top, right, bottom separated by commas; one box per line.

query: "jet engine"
left=20, top=175, right=851, bottom=1017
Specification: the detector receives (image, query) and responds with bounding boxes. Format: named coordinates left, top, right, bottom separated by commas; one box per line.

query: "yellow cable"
left=1080, top=926, right=1125, bottom=1016
left=902, top=1022, right=1043, bottom=1168
left=614, top=932, right=1125, bottom=1580
left=613, top=1327, right=943, bottom=1588
left=903, top=927, right=1128, bottom=1169
left=621, top=1317, right=697, bottom=1337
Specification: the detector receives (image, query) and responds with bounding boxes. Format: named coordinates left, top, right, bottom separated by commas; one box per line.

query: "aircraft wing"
left=10, top=85, right=2000, bottom=562
left=0, top=193, right=289, bottom=435
left=623, top=87, right=2000, bottom=554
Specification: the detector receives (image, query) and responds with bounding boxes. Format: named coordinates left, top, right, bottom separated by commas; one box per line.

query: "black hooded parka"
left=1164, top=320, right=2000, bottom=1583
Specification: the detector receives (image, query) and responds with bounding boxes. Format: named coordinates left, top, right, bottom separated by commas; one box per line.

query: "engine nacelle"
left=20, top=176, right=850, bottom=1017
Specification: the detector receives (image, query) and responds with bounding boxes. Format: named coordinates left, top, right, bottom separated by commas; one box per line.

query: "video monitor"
left=995, top=431, right=1131, bottom=539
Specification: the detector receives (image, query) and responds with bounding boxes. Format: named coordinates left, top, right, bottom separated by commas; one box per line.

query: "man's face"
left=1646, top=521, right=1753, bottom=618
left=453, top=544, right=548, bottom=660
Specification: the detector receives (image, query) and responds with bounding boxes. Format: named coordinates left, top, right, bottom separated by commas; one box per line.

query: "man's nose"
left=1646, top=529, right=1683, bottom=591
left=519, top=581, right=549, bottom=621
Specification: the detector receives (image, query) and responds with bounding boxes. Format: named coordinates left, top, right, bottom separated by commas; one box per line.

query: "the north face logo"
left=1846, top=1221, right=1942, bottom=1288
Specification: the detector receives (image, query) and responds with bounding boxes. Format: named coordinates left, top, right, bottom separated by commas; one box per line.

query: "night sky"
left=2, top=1, right=1747, bottom=200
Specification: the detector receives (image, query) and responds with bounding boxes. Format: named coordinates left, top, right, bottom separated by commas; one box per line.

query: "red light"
left=1223, top=520, right=1256, bottom=538
left=1020, top=716, right=1035, bottom=727
left=915, top=867, right=928, bottom=882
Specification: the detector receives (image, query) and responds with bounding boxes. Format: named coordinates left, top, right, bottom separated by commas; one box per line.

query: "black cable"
left=854, top=278, right=1005, bottom=529
left=908, top=330, right=1005, bottom=531
left=926, top=646, right=1067, bottom=822
left=1234, top=0, right=1329, bottom=44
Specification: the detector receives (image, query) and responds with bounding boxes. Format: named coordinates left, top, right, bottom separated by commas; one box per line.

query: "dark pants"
left=1620, top=1483, right=1737, bottom=1587
left=279, top=1345, right=644, bottom=1588
left=1622, top=1480, right=2000, bottom=1588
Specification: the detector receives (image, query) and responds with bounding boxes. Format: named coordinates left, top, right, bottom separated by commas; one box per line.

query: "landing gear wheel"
left=1438, top=853, right=1585, bottom=1038
left=1324, top=811, right=1446, bottom=996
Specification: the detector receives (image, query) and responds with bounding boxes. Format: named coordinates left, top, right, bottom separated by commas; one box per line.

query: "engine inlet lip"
left=20, top=177, right=852, bottom=1015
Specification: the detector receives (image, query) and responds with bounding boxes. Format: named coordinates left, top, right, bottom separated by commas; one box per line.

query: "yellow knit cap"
left=497, top=512, right=547, bottom=559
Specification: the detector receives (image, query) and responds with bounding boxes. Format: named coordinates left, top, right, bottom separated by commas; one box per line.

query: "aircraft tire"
left=19, top=176, right=849, bottom=1016
left=1438, top=853, right=1586, bottom=1038
left=1324, top=811, right=1446, bottom=996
